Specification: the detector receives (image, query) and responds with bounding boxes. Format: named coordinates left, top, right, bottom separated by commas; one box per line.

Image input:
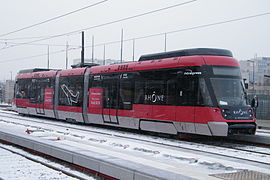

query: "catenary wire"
left=0, top=0, right=197, bottom=50
left=0, top=0, right=109, bottom=38
left=0, top=41, right=79, bottom=48
left=0, top=12, right=269, bottom=63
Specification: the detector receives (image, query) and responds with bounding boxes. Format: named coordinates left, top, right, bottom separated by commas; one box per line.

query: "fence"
left=247, top=94, right=270, bottom=120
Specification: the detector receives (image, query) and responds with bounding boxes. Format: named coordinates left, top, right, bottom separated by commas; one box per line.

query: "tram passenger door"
left=37, top=81, right=46, bottom=115
left=30, top=79, right=45, bottom=115
left=175, top=75, right=196, bottom=133
left=102, top=75, right=119, bottom=124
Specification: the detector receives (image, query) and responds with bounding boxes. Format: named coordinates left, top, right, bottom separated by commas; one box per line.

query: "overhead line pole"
left=132, top=39, right=135, bottom=62
left=81, top=31, right=84, bottom=65
left=164, top=33, right=167, bottom=52
left=103, top=44, right=106, bottom=65
left=47, top=45, right=50, bottom=69
left=65, top=41, right=69, bottom=69
left=92, top=35, right=94, bottom=63
left=120, top=29, right=124, bottom=63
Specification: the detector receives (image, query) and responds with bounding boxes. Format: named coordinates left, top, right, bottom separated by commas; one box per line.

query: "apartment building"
left=4, top=80, right=15, bottom=104
left=239, top=57, right=270, bottom=95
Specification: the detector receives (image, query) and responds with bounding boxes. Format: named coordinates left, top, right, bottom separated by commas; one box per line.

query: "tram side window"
left=134, top=70, right=177, bottom=105
left=58, top=76, right=84, bottom=107
left=15, top=79, right=31, bottom=99
left=47, top=77, right=55, bottom=89
left=166, top=79, right=177, bottom=105
left=102, top=74, right=119, bottom=109
left=177, top=76, right=197, bottom=106
left=119, top=74, right=134, bottom=110
left=145, top=79, right=167, bottom=105
left=29, top=78, right=55, bottom=104
left=90, top=75, right=102, bottom=88
left=197, top=78, right=213, bottom=106
left=29, top=79, right=37, bottom=103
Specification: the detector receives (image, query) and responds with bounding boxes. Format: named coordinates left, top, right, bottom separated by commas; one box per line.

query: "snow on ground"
left=0, top=109, right=270, bottom=179
left=0, top=144, right=79, bottom=180
left=0, top=143, right=96, bottom=180
left=256, top=131, right=270, bottom=138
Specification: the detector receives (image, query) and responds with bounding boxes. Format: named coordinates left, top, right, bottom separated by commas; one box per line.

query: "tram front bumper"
left=208, top=122, right=228, bottom=136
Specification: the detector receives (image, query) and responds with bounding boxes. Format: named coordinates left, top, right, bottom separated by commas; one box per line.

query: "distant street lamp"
left=10, top=71, right=12, bottom=81
left=247, top=60, right=255, bottom=93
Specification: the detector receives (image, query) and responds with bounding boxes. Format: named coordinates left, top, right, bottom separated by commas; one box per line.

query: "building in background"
left=0, top=82, right=4, bottom=103
left=4, top=80, right=15, bottom=104
left=265, top=62, right=270, bottom=86
left=239, top=57, right=270, bottom=119
left=239, top=57, right=270, bottom=95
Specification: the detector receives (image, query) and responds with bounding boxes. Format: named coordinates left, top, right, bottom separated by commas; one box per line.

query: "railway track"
left=0, top=109, right=270, bottom=171
left=0, top=143, right=93, bottom=180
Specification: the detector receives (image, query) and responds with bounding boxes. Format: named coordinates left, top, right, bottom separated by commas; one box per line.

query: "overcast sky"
left=0, top=0, right=269, bottom=81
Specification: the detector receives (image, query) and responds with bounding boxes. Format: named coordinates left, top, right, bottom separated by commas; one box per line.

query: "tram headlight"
left=248, top=108, right=253, bottom=117
left=221, top=109, right=230, bottom=118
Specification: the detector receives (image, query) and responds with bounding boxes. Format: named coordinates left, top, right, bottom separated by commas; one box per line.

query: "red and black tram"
left=14, top=48, right=256, bottom=136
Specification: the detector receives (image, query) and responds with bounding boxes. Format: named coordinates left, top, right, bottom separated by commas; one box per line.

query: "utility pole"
left=92, top=35, right=94, bottom=63
left=248, top=58, right=255, bottom=94
left=253, top=53, right=257, bottom=93
left=120, top=28, right=123, bottom=63
left=81, top=31, right=84, bottom=65
left=164, top=33, right=167, bottom=52
left=65, top=41, right=69, bottom=69
left=47, top=45, right=50, bottom=69
left=103, top=44, right=106, bottom=65
left=132, top=39, right=135, bottom=62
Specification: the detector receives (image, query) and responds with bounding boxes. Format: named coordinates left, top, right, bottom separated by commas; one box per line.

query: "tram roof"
left=16, top=69, right=58, bottom=79
left=138, top=48, right=233, bottom=61
left=18, top=68, right=55, bottom=73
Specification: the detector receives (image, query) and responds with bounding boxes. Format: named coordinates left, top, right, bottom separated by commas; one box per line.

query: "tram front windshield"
left=211, top=78, right=247, bottom=106
left=210, top=66, right=248, bottom=107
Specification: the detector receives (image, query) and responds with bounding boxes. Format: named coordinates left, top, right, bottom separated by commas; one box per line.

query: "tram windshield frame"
left=207, top=66, right=248, bottom=107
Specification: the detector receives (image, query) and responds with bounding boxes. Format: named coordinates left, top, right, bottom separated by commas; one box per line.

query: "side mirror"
left=244, top=83, right=248, bottom=89
left=243, top=78, right=248, bottom=89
